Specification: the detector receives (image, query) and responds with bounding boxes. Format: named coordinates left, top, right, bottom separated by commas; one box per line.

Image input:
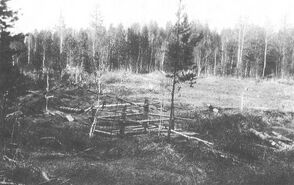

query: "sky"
left=8, top=0, right=294, bottom=33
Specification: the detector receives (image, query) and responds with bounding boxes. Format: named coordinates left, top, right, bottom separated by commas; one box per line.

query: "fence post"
left=119, top=106, right=126, bottom=136
left=240, top=87, right=249, bottom=112
left=143, top=98, right=149, bottom=133
left=89, top=100, right=99, bottom=138
left=91, top=108, right=96, bottom=122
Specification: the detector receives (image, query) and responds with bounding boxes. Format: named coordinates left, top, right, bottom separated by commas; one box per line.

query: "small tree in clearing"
left=166, top=0, right=203, bottom=139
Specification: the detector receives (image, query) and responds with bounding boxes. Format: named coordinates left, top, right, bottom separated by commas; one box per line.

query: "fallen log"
left=272, top=126, right=294, bottom=135
left=271, top=131, right=293, bottom=143
left=248, top=128, right=294, bottom=150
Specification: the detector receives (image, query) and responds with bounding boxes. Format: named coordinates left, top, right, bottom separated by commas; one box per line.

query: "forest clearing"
left=2, top=72, right=294, bottom=185
left=2, top=0, right=294, bottom=184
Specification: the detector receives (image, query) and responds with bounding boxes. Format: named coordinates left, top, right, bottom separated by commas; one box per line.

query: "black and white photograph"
left=1, top=0, right=294, bottom=184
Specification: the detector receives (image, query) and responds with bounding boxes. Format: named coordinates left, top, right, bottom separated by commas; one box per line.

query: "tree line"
left=10, top=15, right=294, bottom=80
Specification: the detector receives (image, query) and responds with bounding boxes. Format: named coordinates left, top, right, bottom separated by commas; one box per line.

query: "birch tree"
left=262, top=21, right=273, bottom=78
left=58, top=13, right=66, bottom=54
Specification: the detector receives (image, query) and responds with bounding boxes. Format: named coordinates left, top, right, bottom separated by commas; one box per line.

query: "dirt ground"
left=1, top=72, right=294, bottom=185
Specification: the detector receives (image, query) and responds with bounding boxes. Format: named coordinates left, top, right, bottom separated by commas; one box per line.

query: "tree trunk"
left=42, top=46, right=46, bottom=76
left=262, top=34, right=268, bottom=78
left=149, top=42, right=153, bottom=72
left=168, top=0, right=181, bottom=140
left=60, top=32, right=63, bottom=54
left=197, top=59, right=201, bottom=77
left=237, top=28, right=241, bottom=76
left=28, top=38, right=31, bottom=65
left=161, top=49, right=165, bottom=71
left=137, top=43, right=141, bottom=73
left=214, top=49, right=217, bottom=76
left=140, top=51, right=143, bottom=72
left=46, top=72, right=49, bottom=92
left=205, top=58, right=208, bottom=76
left=194, top=49, right=201, bottom=77
left=255, top=59, right=259, bottom=79
left=168, top=68, right=176, bottom=139
left=240, top=27, right=245, bottom=77
left=237, top=25, right=245, bottom=77
left=230, top=59, right=234, bottom=75
left=92, top=40, right=95, bottom=58
left=244, top=60, right=248, bottom=77
left=281, top=45, right=286, bottom=78
left=221, top=40, right=225, bottom=76
left=276, top=59, right=278, bottom=77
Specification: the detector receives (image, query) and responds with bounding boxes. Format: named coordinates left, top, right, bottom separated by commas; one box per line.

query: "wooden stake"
left=119, top=106, right=127, bottom=136
left=149, top=113, right=195, bottom=121
left=159, top=95, right=164, bottom=135
left=143, top=98, right=149, bottom=133
left=240, top=87, right=248, bottom=112
left=138, top=118, right=170, bottom=123
left=97, top=113, right=142, bottom=119
left=89, top=100, right=100, bottom=138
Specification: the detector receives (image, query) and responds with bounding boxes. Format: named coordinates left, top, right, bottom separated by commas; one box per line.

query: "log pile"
left=248, top=128, right=294, bottom=151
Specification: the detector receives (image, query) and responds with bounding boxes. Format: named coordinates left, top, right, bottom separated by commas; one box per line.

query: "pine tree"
left=166, top=0, right=202, bottom=139
left=0, top=0, right=19, bottom=130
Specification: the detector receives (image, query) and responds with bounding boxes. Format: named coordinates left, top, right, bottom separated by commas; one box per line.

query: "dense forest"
left=5, top=7, right=294, bottom=83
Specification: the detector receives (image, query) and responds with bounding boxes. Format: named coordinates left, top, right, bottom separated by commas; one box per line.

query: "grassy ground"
left=103, top=71, right=294, bottom=111
left=1, top=71, right=294, bottom=185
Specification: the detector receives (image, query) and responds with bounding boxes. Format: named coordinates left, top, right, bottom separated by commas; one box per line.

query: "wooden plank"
left=97, top=113, right=142, bottom=119
left=47, top=110, right=74, bottom=122
left=130, top=127, right=145, bottom=131
left=112, top=125, right=158, bottom=133
left=171, top=130, right=213, bottom=146
left=59, top=106, right=83, bottom=113
left=94, top=130, right=117, bottom=136
left=94, top=103, right=144, bottom=109
left=175, top=131, right=199, bottom=136
left=137, top=118, right=170, bottom=123
left=119, top=106, right=127, bottom=136
left=126, top=119, right=141, bottom=124
left=147, top=125, right=159, bottom=130
left=95, top=118, right=141, bottom=125
left=102, top=94, right=145, bottom=107
left=126, top=125, right=144, bottom=129
left=84, top=104, right=143, bottom=113
left=126, top=118, right=169, bottom=125
left=149, top=113, right=195, bottom=121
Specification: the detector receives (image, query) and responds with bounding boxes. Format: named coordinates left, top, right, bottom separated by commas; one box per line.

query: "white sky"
left=8, top=0, right=294, bottom=33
